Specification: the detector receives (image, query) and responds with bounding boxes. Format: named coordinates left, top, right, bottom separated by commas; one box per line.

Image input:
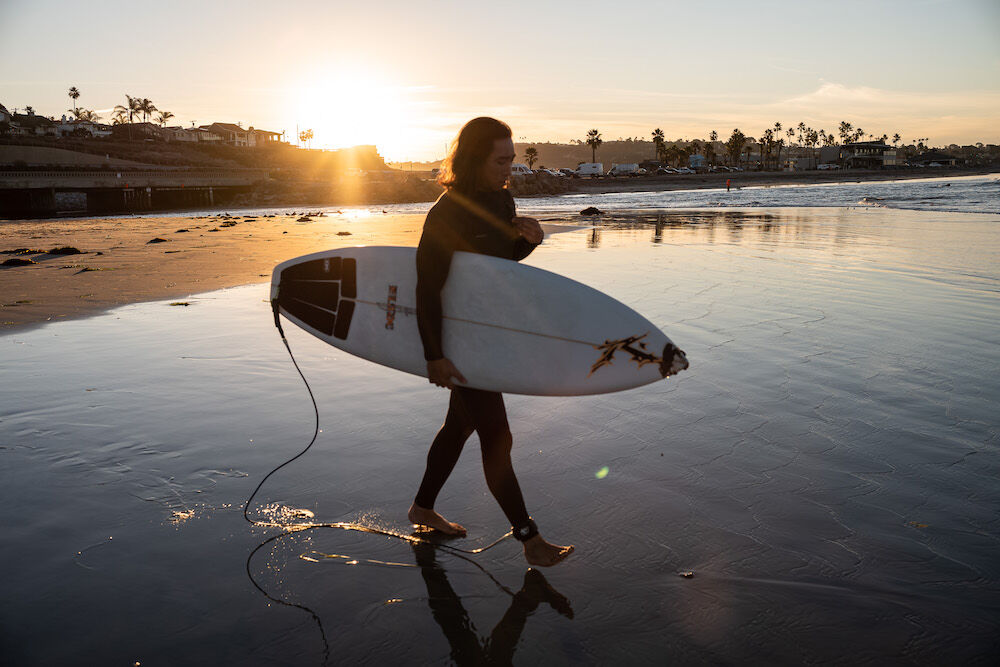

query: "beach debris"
left=907, top=521, right=929, bottom=528
left=2, top=257, right=36, bottom=266
left=169, top=302, right=191, bottom=307
left=47, top=246, right=83, bottom=255
left=679, top=571, right=694, bottom=578
left=297, top=216, right=312, bottom=222
left=282, top=231, right=288, bottom=234
left=75, top=266, right=106, bottom=273
left=146, top=237, right=168, bottom=244
left=207, top=228, right=220, bottom=232
left=95, top=252, right=104, bottom=255
left=175, top=228, right=190, bottom=233
left=220, top=221, right=238, bottom=227
left=337, top=231, right=352, bottom=236
left=580, top=206, right=604, bottom=216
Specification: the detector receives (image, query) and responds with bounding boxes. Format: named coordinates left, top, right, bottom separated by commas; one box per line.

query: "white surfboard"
left=270, top=246, right=688, bottom=396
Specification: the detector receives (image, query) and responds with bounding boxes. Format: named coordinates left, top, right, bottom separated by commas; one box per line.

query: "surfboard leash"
left=241, top=301, right=513, bottom=559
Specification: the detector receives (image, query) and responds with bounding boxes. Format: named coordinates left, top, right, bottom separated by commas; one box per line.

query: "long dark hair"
left=438, top=117, right=512, bottom=194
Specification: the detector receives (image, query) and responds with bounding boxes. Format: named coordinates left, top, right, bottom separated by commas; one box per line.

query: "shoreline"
left=567, top=165, right=996, bottom=195
left=2, top=166, right=993, bottom=222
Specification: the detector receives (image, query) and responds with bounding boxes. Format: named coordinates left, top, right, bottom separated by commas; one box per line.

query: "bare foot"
left=523, top=534, right=574, bottom=567
left=407, top=503, right=467, bottom=536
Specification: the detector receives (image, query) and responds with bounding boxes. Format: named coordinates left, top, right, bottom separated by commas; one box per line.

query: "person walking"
left=408, top=117, right=574, bottom=567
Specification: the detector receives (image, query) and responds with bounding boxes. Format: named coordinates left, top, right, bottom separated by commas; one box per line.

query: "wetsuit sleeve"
left=416, top=204, right=454, bottom=361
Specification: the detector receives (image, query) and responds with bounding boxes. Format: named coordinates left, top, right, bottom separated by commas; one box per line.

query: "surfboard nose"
left=659, top=343, right=689, bottom=378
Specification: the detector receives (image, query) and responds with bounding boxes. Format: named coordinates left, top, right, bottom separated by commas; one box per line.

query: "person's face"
left=480, top=137, right=515, bottom=190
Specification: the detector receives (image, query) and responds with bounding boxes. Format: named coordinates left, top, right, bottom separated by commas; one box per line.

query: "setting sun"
left=291, top=68, right=421, bottom=159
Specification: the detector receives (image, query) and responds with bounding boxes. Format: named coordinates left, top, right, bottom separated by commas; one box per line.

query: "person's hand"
left=513, top=216, right=543, bottom=245
left=427, top=358, right=467, bottom=389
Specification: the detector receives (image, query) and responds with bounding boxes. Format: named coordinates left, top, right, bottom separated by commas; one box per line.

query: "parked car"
left=657, top=167, right=679, bottom=175
left=817, top=163, right=840, bottom=170
left=511, top=163, right=533, bottom=176
left=607, top=163, right=640, bottom=177
left=575, top=162, right=604, bottom=177
left=676, top=167, right=695, bottom=175
left=558, top=168, right=577, bottom=177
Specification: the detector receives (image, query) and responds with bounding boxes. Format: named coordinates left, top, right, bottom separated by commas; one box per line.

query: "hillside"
left=0, top=135, right=390, bottom=173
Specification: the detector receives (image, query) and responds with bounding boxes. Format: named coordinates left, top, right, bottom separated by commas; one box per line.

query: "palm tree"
left=111, top=108, right=128, bottom=125
left=25, top=105, right=34, bottom=114
left=725, top=128, right=746, bottom=167
left=892, top=133, right=901, bottom=146
left=68, top=86, right=80, bottom=111
left=156, top=110, right=175, bottom=127
left=524, top=147, right=538, bottom=169
left=838, top=121, right=852, bottom=144
left=586, top=129, right=603, bottom=163
left=138, top=98, right=157, bottom=123
left=80, top=109, right=100, bottom=122
left=651, top=128, right=665, bottom=160
left=299, top=129, right=314, bottom=148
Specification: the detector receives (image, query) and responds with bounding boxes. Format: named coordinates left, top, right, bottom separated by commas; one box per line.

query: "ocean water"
left=39, top=172, right=999, bottom=222
left=2, top=207, right=999, bottom=664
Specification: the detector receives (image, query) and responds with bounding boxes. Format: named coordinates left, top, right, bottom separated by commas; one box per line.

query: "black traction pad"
left=279, top=255, right=357, bottom=338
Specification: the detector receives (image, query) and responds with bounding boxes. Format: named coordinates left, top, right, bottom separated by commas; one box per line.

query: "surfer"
left=409, top=117, right=574, bottom=567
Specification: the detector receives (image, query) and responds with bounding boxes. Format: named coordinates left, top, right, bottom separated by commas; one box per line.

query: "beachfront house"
left=8, top=109, right=58, bottom=137
left=110, top=122, right=167, bottom=141
left=162, top=126, right=221, bottom=143
left=202, top=122, right=250, bottom=146
left=0, top=103, right=11, bottom=125
left=249, top=127, right=283, bottom=146
left=909, top=150, right=959, bottom=167
left=55, top=115, right=112, bottom=138
left=200, top=123, right=282, bottom=147
left=821, top=141, right=897, bottom=169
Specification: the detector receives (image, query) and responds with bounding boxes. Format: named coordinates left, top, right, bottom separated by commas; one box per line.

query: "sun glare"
left=293, top=69, right=417, bottom=159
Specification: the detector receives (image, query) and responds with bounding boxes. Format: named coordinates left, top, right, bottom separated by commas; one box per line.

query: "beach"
left=0, top=211, right=428, bottom=331
left=2, top=189, right=999, bottom=664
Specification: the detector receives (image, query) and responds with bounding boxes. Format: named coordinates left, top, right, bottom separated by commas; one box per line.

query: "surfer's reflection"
left=410, top=540, right=573, bottom=665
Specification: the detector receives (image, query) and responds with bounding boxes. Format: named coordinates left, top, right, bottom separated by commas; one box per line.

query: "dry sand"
left=0, top=211, right=428, bottom=331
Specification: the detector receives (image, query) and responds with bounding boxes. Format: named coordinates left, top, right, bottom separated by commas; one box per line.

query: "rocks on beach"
left=3, top=257, right=37, bottom=267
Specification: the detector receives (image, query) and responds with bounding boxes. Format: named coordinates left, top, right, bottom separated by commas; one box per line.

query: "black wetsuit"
left=414, top=188, right=539, bottom=529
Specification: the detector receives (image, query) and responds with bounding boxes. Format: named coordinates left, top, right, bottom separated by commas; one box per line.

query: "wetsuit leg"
left=414, top=389, right=475, bottom=510
left=453, top=388, right=531, bottom=529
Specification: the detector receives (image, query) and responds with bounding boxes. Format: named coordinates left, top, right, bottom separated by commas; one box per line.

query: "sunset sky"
left=2, top=0, right=998, bottom=160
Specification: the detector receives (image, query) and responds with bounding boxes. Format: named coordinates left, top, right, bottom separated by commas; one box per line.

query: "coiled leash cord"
left=242, top=303, right=513, bottom=559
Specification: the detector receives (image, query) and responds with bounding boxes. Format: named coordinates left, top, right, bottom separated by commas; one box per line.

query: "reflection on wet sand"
left=411, top=540, right=572, bottom=666
left=576, top=209, right=864, bottom=248
left=245, top=525, right=572, bottom=666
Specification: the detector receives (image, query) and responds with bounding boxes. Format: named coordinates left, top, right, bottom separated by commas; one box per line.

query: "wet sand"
left=2, top=208, right=998, bottom=664
left=0, top=211, right=428, bottom=331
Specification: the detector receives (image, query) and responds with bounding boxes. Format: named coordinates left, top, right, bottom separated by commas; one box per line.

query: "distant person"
left=409, top=117, right=574, bottom=567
